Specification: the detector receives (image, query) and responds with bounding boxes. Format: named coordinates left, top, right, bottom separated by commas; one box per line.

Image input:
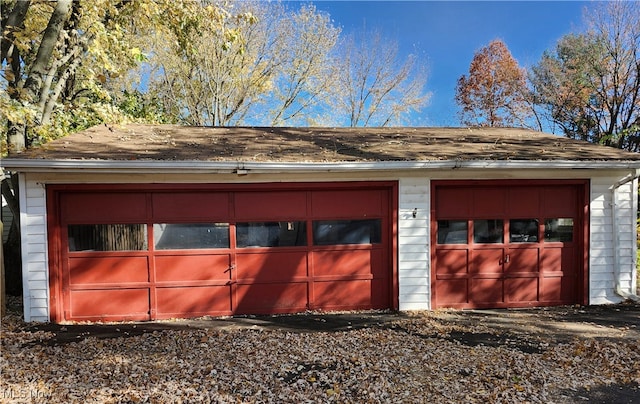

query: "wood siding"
left=398, top=178, right=430, bottom=310
left=21, top=175, right=49, bottom=321
left=589, top=176, right=637, bottom=303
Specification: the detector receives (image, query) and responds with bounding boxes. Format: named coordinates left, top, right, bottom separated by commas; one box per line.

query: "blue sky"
left=303, top=1, right=590, bottom=129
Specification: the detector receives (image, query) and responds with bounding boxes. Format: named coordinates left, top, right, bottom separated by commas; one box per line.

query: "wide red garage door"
left=49, top=183, right=395, bottom=322
left=432, top=180, right=587, bottom=309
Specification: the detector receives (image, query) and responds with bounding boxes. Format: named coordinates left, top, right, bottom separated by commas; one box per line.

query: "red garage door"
left=432, top=180, right=587, bottom=309
left=49, top=183, right=395, bottom=322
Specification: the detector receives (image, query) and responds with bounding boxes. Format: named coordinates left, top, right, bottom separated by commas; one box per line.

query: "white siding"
left=20, top=174, right=49, bottom=322
left=589, top=174, right=638, bottom=304
left=398, top=178, right=430, bottom=310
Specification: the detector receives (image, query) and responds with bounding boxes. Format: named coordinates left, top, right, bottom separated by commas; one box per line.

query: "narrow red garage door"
left=49, top=183, right=395, bottom=322
left=432, top=180, right=587, bottom=309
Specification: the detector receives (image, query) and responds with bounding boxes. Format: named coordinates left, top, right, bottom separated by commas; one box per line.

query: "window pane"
left=437, top=220, right=467, bottom=244
left=510, top=219, right=539, bottom=243
left=473, top=220, right=503, bottom=243
left=313, top=219, right=381, bottom=245
left=545, top=218, right=573, bottom=242
left=236, top=221, right=307, bottom=248
left=154, top=223, right=229, bottom=250
left=69, top=224, right=147, bottom=251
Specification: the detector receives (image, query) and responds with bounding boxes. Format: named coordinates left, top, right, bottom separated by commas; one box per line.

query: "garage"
left=4, top=125, right=640, bottom=322
left=49, top=183, right=395, bottom=322
left=431, top=180, right=588, bottom=309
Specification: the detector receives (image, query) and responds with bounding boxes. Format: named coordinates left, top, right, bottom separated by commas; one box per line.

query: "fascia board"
left=3, top=158, right=640, bottom=173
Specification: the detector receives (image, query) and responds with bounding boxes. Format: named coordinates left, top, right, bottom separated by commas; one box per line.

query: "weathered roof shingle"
left=13, top=124, right=640, bottom=162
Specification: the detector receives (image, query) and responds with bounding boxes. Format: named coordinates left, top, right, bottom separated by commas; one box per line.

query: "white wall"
left=589, top=175, right=637, bottom=304
left=397, top=178, right=431, bottom=310
left=20, top=174, right=49, bottom=322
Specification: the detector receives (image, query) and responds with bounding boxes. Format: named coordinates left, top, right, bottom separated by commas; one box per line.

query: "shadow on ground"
left=21, top=300, right=640, bottom=348
left=435, top=300, right=640, bottom=342
left=557, top=382, right=640, bottom=404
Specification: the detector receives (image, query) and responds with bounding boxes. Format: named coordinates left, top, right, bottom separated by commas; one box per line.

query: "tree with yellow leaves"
left=1, top=0, right=251, bottom=154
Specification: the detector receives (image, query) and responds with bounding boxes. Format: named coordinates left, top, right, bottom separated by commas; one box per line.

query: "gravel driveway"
left=1, top=298, right=639, bottom=403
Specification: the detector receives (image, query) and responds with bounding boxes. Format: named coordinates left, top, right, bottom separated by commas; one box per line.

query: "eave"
left=3, top=158, right=640, bottom=174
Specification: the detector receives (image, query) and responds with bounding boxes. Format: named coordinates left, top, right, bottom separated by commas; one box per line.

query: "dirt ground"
left=22, top=301, right=640, bottom=344
left=2, top=298, right=640, bottom=403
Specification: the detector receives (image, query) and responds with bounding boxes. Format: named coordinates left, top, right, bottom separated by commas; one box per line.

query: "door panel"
left=314, top=280, right=373, bottom=309
left=543, top=187, right=577, bottom=216
left=540, top=275, right=577, bottom=302
left=69, top=289, right=150, bottom=320
left=61, top=193, right=147, bottom=223
left=311, top=190, right=385, bottom=218
left=472, top=187, right=506, bottom=217
left=436, top=279, right=468, bottom=305
left=152, top=192, right=230, bottom=221
left=505, top=248, right=539, bottom=274
left=235, top=283, right=309, bottom=313
left=312, top=249, right=380, bottom=277
left=470, top=279, right=503, bottom=304
left=235, top=191, right=307, bottom=219
left=470, top=249, right=504, bottom=274
left=541, top=247, right=575, bottom=273
left=235, top=251, right=308, bottom=281
left=505, top=278, right=539, bottom=302
left=435, top=250, right=468, bottom=275
left=155, top=255, right=231, bottom=282
left=69, top=256, right=149, bottom=285
left=156, top=286, right=232, bottom=316
left=508, top=187, right=540, bottom=217
left=435, top=188, right=471, bottom=219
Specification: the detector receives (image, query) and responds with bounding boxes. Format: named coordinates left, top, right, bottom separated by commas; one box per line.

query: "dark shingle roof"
left=12, top=124, right=640, bottom=162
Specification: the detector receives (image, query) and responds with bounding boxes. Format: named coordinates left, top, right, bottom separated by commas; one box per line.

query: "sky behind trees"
left=308, top=1, right=588, bottom=129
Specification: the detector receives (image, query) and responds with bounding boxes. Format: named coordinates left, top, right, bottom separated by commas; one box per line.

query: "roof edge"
left=3, top=159, right=640, bottom=174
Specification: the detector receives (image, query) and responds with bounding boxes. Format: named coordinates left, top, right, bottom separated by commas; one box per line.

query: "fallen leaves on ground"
left=1, top=307, right=639, bottom=403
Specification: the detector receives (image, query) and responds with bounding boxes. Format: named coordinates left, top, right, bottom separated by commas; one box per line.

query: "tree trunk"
left=6, top=121, right=27, bottom=155
left=4, top=0, right=72, bottom=154
left=22, top=0, right=72, bottom=103
left=1, top=0, right=31, bottom=64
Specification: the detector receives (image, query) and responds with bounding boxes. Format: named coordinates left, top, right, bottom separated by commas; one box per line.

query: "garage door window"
left=236, top=221, right=307, bottom=248
left=68, top=224, right=148, bottom=251
left=437, top=220, right=467, bottom=244
left=313, top=219, right=381, bottom=245
left=510, top=219, right=538, bottom=243
left=154, top=223, right=229, bottom=250
left=473, top=219, right=503, bottom=244
left=544, top=218, right=573, bottom=242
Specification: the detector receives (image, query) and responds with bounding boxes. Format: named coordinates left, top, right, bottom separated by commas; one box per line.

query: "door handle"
left=504, top=254, right=510, bottom=263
